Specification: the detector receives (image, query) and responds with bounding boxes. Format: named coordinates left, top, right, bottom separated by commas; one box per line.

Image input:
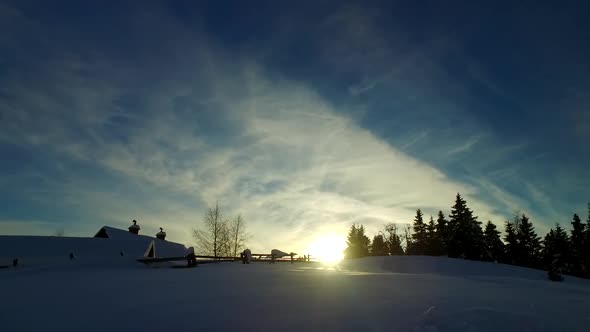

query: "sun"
left=306, top=234, right=346, bottom=264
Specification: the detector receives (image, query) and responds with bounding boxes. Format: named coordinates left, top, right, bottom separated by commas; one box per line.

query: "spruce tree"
left=516, top=214, right=541, bottom=268
left=584, top=203, right=590, bottom=277
left=570, top=214, right=585, bottom=276
left=543, top=224, right=570, bottom=281
left=543, top=228, right=555, bottom=268
left=483, top=221, right=504, bottom=262
left=371, top=234, right=388, bottom=256
left=447, top=194, right=462, bottom=258
left=409, top=209, right=427, bottom=255
left=426, top=216, right=438, bottom=255
left=344, top=224, right=371, bottom=259
left=345, top=224, right=358, bottom=259
left=358, top=225, right=371, bottom=257
left=389, top=235, right=404, bottom=255
left=503, top=221, right=518, bottom=265
left=435, top=210, right=448, bottom=255
left=447, top=193, right=484, bottom=260
left=384, top=223, right=404, bottom=255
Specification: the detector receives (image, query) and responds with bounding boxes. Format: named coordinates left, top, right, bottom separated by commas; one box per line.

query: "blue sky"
left=1, top=0, right=589, bottom=252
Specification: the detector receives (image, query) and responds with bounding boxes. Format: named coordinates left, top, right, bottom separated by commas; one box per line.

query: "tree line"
left=345, top=193, right=590, bottom=280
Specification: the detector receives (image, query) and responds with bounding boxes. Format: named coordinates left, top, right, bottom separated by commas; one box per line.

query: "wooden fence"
left=137, top=253, right=316, bottom=268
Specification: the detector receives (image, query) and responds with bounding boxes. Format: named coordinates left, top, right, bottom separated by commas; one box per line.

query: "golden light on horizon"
left=306, top=234, right=346, bottom=264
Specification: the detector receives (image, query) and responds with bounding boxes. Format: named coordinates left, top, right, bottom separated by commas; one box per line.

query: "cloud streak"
left=0, top=50, right=521, bottom=251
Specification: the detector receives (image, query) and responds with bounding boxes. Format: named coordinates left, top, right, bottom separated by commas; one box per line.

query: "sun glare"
left=306, top=234, right=346, bottom=264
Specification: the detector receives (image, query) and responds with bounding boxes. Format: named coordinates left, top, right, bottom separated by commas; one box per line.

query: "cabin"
left=0, top=222, right=188, bottom=268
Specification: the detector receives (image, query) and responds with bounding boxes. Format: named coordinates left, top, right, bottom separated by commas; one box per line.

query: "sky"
left=1, top=0, right=589, bottom=254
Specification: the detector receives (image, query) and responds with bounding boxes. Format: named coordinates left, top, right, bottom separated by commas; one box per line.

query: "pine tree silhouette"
left=435, top=210, right=448, bottom=255
left=389, top=235, right=404, bottom=256
left=516, top=214, right=541, bottom=268
left=344, top=224, right=371, bottom=259
left=503, top=221, right=518, bottom=265
left=447, top=193, right=484, bottom=260
left=426, top=216, right=438, bottom=255
left=543, top=224, right=569, bottom=281
left=584, top=202, right=590, bottom=278
left=409, top=209, right=427, bottom=255
left=371, top=234, right=388, bottom=256
left=570, top=214, right=585, bottom=276
left=483, top=221, right=504, bottom=262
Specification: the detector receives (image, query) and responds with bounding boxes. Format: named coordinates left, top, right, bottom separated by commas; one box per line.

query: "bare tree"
left=512, top=209, right=522, bottom=233
left=383, top=223, right=404, bottom=255
left=192, top=203, right=249, bottom=258
left=219, top=222, right=232, bottom=257
left=402, top=223, right=413, bottom=252
left=228, top=215, right=249, bottom=257
left=193, top=202, right=228, bottom=258
left=54, top=228, right=65, bottom=237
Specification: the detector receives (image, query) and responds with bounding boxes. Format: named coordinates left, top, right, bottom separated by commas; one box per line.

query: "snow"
left=0, top=230, right=187, bottom=268
left=338, top=256, right=553, bottom=280
left=1, top=256, right=589, bottom=331
left=271, top=248, right=290, bottom=258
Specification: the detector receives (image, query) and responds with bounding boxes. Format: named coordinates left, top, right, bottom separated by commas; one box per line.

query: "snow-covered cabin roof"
left=94, top=225, right=148, bottom=240
left=0, top=226, right=187, bottom=268
left=93, top=226, right=186, bottom=256
left=93, top=226, right=184, bottom=256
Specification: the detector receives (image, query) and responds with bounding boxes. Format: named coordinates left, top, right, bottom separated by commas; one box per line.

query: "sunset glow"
left=306, top=234, right=346, bottom=264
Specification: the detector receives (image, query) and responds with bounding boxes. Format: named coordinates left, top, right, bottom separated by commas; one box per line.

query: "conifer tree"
left=570, top=214, right=585, bottom=276
left=503, top=221, right=518, bottom=265
left=543, top=228, right=555, bottom=267
left=516, top=214, right=541, bottom=268
left=371, top=234, right=388, bottom=256
left=389, top=235, right=404, bottom=256
left=344, top=224, right=371, bottom=259
left=435, top=210, right=448, bottom=255
left=543, top=224, right=570, bottom=267
left=409, top=209, right=427, bottom=255
left=584, top=202, right=590, bottom=277
left=543, top=224, right=569, bottom=281
left=447, top=193, right=484, bottom=260
left=426, top=216, right=438, bottom=255
left=483, top=221, right=504, bottom=262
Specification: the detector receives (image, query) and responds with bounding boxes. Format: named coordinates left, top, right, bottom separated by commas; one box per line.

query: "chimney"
left=128, top=220, right=140, bottom=235
left=156, top=227, right=166, bottom=240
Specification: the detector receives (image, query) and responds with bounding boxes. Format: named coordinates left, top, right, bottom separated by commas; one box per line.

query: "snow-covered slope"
left=338, top=256, right=552, bottom=279
left=1, top=256, right=589, bottom=331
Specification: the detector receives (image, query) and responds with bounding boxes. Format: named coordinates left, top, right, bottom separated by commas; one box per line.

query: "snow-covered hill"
left=1, top=256, right=589, bottom=331
left=339, top=256, right=552, bottom=280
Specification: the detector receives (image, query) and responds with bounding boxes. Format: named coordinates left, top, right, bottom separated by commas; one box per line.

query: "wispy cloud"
left=0, top=50, right=520, bottom=251
left=445, top=135, right=483, bottom=157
